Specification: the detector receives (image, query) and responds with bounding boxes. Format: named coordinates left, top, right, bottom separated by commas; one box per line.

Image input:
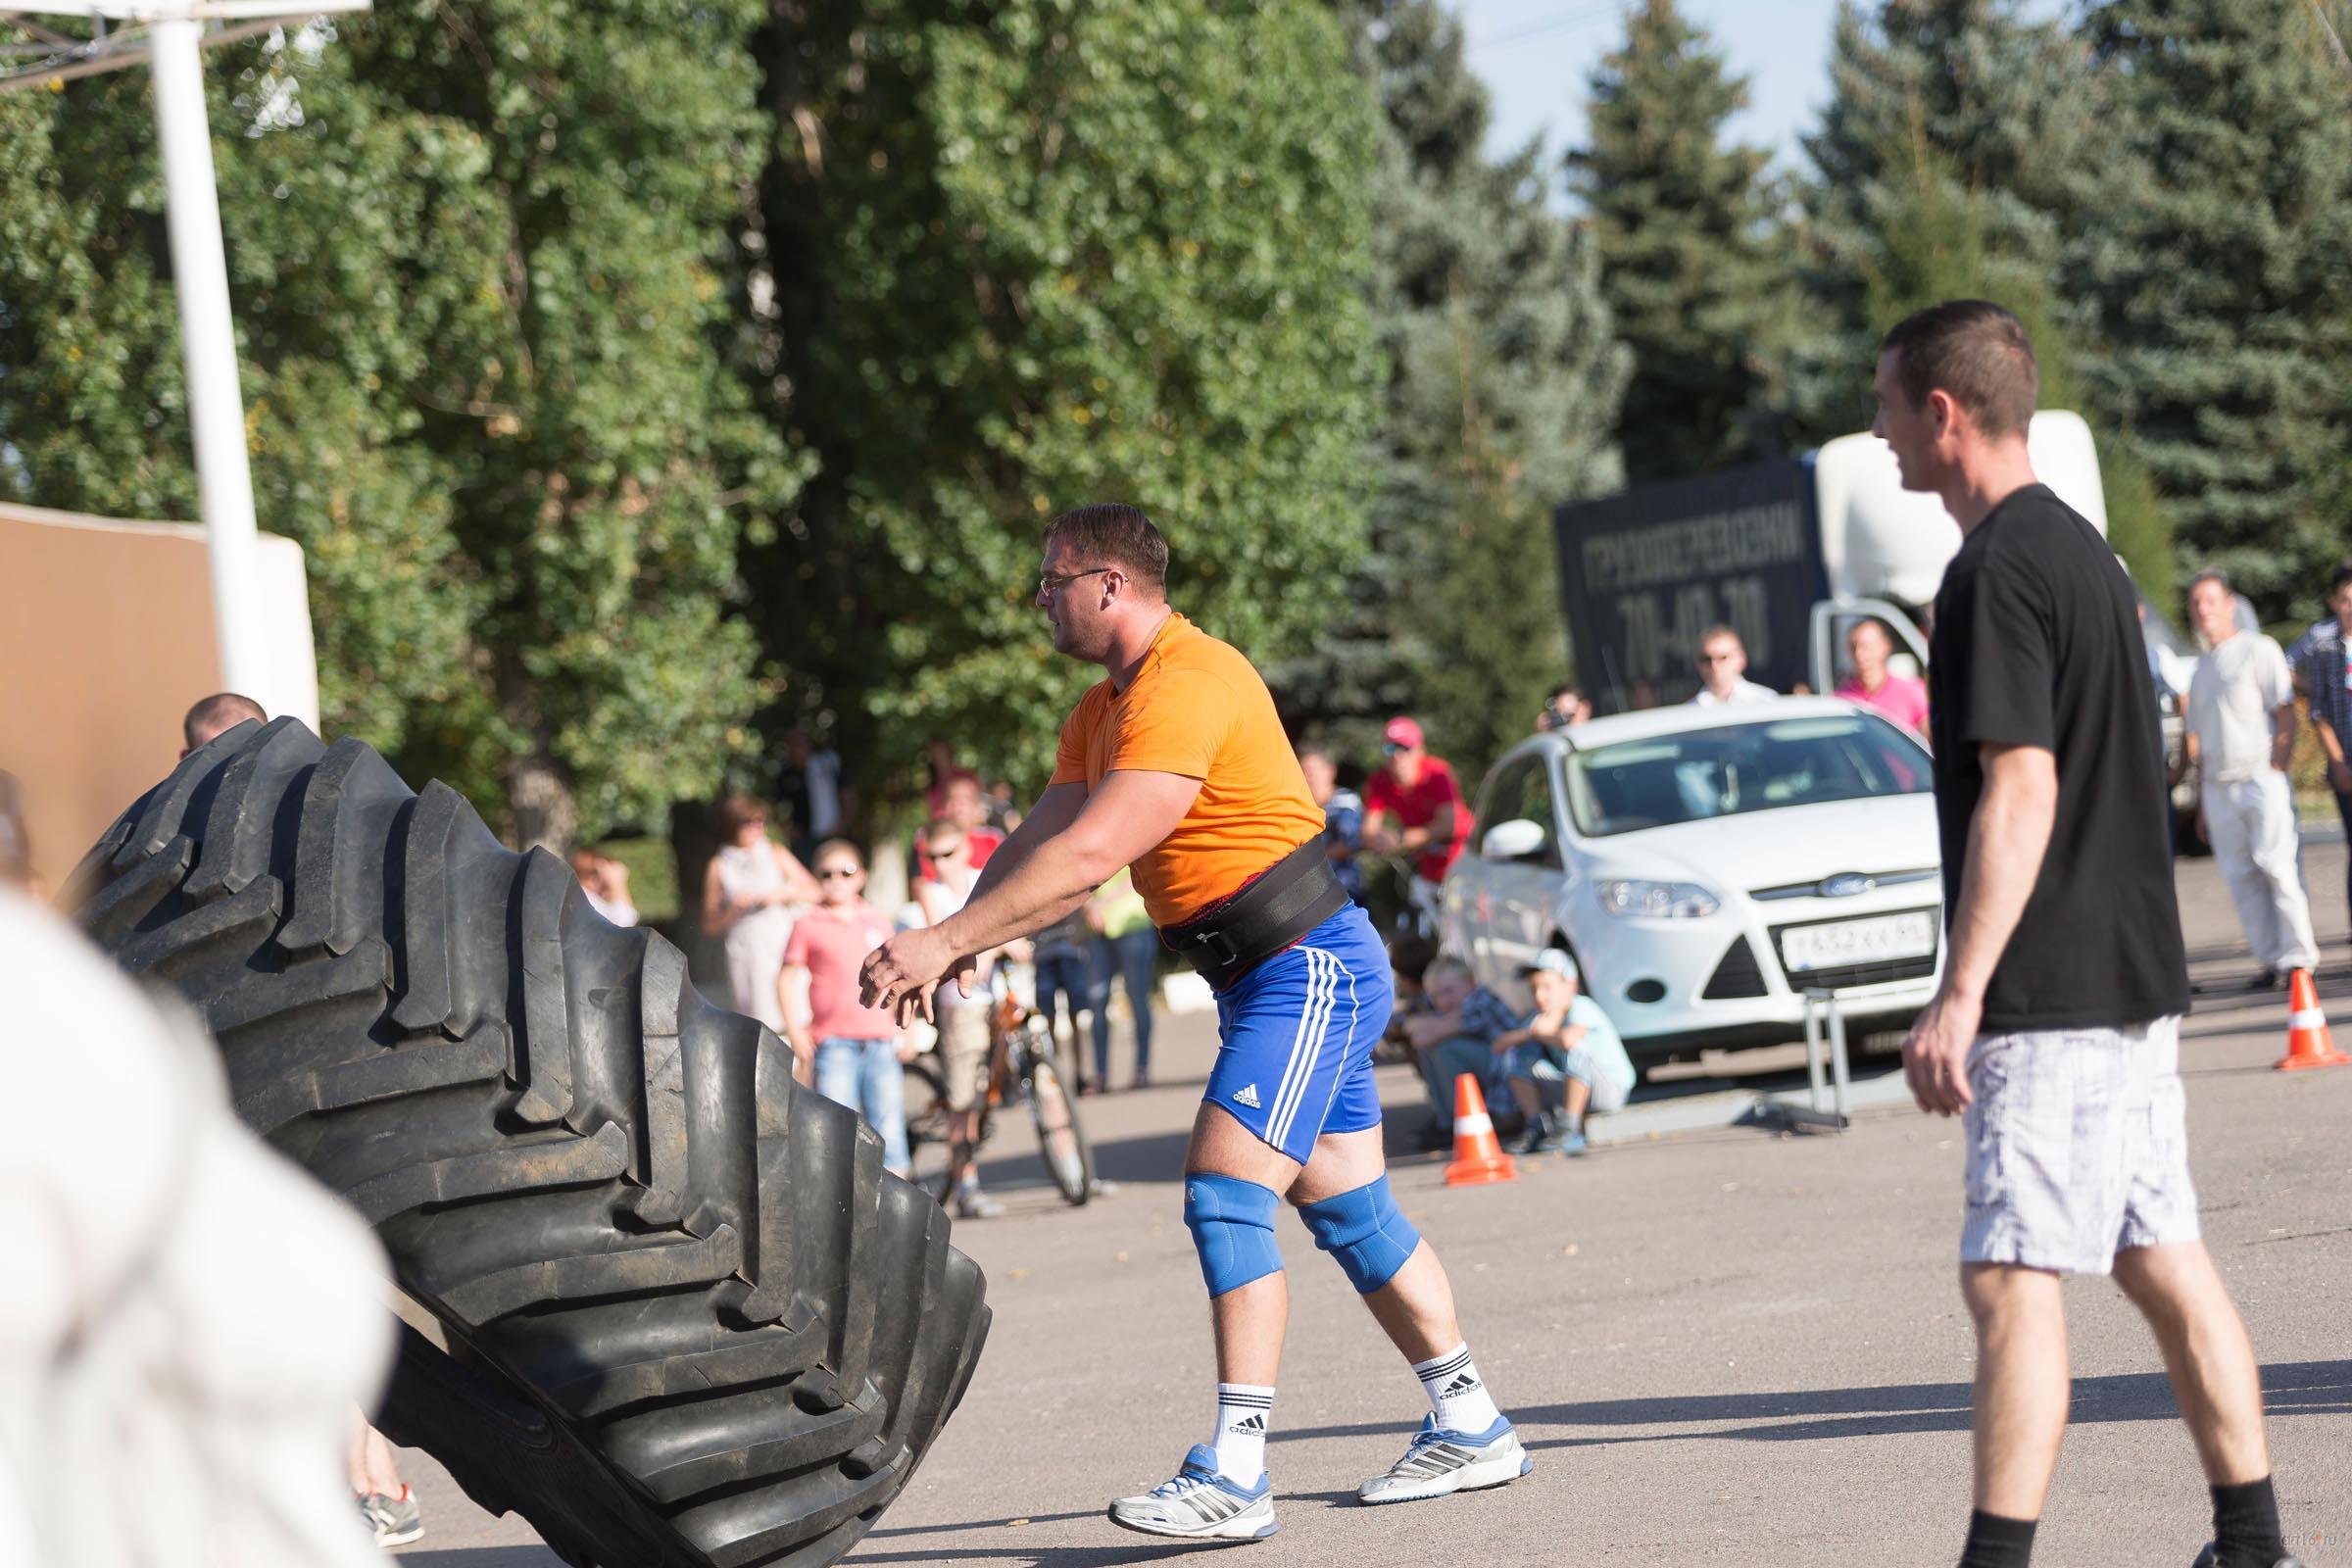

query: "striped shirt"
left=2298, top=626, right=2352, bottom=756
left=1455, top=985, right=1521, bottom=1048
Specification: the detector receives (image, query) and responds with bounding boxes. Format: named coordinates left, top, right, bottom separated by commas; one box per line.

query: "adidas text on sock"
left=1411, top=1344, right=1502, bottom=1435
left=1210, top=1383, right=1273, bottom=1484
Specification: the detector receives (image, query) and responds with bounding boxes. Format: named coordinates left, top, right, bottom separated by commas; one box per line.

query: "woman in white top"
left=702, top=795, right=819, bottom=1035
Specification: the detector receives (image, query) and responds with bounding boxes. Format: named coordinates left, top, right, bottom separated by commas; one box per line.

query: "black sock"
left=2211, top=1476, right=2287, bottom=1567
left=1959, top=1509, right=2037, bottom=1568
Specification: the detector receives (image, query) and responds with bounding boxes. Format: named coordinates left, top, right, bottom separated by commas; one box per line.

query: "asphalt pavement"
left=388, top=844, right=2352, bottom=1567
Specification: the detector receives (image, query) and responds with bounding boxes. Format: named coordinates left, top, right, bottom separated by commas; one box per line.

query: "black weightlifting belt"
left=1158, top=835, right=1348, bottom=992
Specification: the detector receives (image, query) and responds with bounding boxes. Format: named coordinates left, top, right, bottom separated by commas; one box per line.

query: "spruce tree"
left=1798, top=0, right=2102, bottom=435
left=1569, top=0, right=1804, bottom=483
left=2077, top=0, right=2352, bottom=619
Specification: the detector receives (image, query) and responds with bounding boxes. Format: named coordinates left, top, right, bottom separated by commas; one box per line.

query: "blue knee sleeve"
left=1298, top=1175, right=1420, bottom=1294
left=1183, top=1173, right=1284, bottom=1298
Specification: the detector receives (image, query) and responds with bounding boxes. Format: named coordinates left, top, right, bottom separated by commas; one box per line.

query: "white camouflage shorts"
left=1961, top=1014, right=2199, bottom=1276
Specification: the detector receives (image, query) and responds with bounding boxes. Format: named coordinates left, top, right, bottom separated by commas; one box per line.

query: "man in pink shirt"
left=1837, top=618, right=1930, bottom=737
left=783, top=840, right=915, bottom=1177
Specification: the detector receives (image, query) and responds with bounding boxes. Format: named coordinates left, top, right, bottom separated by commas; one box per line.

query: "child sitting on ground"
left=1495, top=949, right=1634, bottom=1156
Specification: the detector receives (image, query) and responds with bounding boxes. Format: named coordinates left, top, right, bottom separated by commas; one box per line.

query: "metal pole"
left=1802, top=992, right=1827, bottom=1112
left=1828, top=999, right=1851, bottom=1124
left=149, top=16, right=270, bottom=702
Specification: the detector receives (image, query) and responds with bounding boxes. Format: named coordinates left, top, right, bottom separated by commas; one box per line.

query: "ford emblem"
left=1819, top=873, right=1872, bottom=899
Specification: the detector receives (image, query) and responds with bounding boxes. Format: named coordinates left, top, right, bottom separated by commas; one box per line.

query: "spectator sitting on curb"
left=1496, top=949, right=1634, bottom=1157
left=1378, top=932, right=1439, bottom=1066
left=1396, top=954, right=1520, bottom=1148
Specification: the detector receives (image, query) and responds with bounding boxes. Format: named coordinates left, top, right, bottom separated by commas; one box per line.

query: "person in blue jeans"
left=2297, top=563, right=2352, bottom=935
left=1032, top=906, right=1097, bottom=1086
left=1398, top=954, right=1520, bottom=1141
left=1088, top=867, right=1158, bottom=1090
left=782, top=841, right=913, bottom=1175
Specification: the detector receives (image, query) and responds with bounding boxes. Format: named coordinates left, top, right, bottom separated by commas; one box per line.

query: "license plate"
left=1778, top=909, right=1938, bottom=973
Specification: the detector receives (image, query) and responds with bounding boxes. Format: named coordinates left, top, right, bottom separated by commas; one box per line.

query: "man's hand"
left=1901, top=990, right=1982, bottom=1116
left=2331, top=759, right=2352, bottom=795
left=859, top=927, right=972, bottom=1025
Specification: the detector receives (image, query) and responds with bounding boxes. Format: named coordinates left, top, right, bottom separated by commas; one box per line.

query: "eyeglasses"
left=817, top=868, right=860, bottom=881
left=1382, top=742, right=1408, bottom=756
left=1039, top=566, right=1114, bottom=597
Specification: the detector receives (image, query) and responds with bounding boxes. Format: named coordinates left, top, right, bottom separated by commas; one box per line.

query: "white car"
left=1440, top=698, right=1943, bottom=1074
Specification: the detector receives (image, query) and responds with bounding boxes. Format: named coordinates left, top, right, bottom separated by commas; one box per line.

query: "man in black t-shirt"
left=1877, top=302, right=2293, bottom=1568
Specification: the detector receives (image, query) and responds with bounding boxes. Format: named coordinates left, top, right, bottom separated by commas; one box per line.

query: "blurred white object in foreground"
left=0, top=887, right=391, bottom=1568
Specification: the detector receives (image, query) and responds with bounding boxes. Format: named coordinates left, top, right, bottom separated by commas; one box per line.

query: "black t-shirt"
left=1928, top=484, right=2188, bottom=1032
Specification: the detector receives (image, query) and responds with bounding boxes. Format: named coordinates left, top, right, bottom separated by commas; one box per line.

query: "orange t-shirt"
left=1051, top=612, right=1324, bottom=928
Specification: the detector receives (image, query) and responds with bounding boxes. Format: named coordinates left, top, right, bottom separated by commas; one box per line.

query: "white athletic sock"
left=1412, top=1344, right=1501, bottom=1435
left=1209, top=1383, right=1274, bottom=1484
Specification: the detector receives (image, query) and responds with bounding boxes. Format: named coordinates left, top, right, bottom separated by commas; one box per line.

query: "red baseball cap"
left=1383, top=716, right=1424, bottom=750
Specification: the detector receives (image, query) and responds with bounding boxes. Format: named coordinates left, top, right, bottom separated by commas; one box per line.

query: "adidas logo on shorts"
left=1234, top=1083, right=1262, bottom=1109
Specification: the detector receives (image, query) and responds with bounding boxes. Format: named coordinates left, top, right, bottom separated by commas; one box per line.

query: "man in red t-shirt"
left=1362, top=716, right=1473, bottom=930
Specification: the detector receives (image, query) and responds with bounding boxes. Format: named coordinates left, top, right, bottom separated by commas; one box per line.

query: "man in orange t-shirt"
left=860, top=505, right=1526, bottom=1542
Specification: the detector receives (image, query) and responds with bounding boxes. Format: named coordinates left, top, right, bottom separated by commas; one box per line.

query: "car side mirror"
left=1480, top=818, right=1546, bottom=861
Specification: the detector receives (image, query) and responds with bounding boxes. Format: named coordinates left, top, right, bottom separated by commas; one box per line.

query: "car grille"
left=1701, top=937, right=1769, bottom=999
left=1769, top=950, right=1938, bottom=992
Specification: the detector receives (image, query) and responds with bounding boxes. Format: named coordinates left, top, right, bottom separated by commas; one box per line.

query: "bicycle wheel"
left=1021, top=1038, right=1093, bottom=1205
left=902, top=1053, right=950, bottom=1154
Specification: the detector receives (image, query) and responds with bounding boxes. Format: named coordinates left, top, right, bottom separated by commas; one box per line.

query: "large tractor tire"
left=65, top=718, right=989, bottom=1568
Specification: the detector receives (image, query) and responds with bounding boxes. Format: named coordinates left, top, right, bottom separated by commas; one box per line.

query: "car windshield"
left=1564, top=714, right=1930, bottom=838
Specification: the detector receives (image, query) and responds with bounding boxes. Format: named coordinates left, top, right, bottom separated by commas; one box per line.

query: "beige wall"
left=0, top=503, right=317, bottom=889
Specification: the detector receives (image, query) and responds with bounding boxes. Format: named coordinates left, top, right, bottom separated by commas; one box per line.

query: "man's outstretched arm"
left=862, top=770, right=1201, bottom=1019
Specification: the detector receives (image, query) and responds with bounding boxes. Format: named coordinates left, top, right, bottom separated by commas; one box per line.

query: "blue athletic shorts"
left=1204, top=904, right=1394, bottom=1164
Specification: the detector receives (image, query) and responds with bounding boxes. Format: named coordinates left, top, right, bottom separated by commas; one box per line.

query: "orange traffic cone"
left=2277, top=968, right=2349, bottom=1071
left=1444, top=1073, right=1518, bottom=1186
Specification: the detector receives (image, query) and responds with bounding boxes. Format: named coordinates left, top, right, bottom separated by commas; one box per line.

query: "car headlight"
left=1596, top=878, right=1720, bottom=919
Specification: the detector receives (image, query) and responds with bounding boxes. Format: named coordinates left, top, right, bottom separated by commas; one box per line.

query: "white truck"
left=1551, top=412, right=2199, bottom=835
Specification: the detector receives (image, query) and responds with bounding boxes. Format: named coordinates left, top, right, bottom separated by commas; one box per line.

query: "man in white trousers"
left=2176, top=570, right=2319, bottom=990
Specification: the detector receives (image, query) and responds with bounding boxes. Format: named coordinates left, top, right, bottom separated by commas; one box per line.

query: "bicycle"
left=904, top=966, right=1095, bottom=1205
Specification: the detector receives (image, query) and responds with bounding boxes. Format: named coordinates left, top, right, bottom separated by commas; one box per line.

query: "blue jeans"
left=814, top=1035, right=909, bottom=1173
left=1090, top=927, right=1159, bottom=1083
left=1418, top=1034, right=1505, bottom=1122
left=1034, top=948, right=1091, bottom=1043
left=2334, top=789, right=2352, bottom=929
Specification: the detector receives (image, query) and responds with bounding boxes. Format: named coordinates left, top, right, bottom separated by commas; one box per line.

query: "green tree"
left=1797, top=0, right=2103, bottom=436
left=2076, top=0, right=2352, bottom=621
left=0, top=4, right=793, bottom=846
left=1569, top=0, right=1805, bottom=483
left=749, top=0, right=1381, bottom=808
left=1276, top=0, right=1624, bottom=781
left=1856, top=130, right=2175, bottom=606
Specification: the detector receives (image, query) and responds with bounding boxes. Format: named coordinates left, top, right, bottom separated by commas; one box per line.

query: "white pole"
left=148, top=15, right=270, bottom=703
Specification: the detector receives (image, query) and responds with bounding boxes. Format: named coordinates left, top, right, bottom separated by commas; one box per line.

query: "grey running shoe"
left=951, top=1184, right=1005, bottom=1219
left=1356, top=1414, right=1531, bottom=1505
left=358, top=1488, right=424, bottom=1547
left=1107, top=1444, right=1277, bottom=1541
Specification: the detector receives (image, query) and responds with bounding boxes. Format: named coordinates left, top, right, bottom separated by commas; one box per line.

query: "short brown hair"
left=812, top=837, right=863, bottom=868
left=1699, top=624, right=1743, bottom=652
left=182, top=691, right=267, bottom=750
left=1043, top=503, right=1169, bottom=595
left=1880, top=300, right=2038, bottom=438
left=717, top=794, right=768, bottom=836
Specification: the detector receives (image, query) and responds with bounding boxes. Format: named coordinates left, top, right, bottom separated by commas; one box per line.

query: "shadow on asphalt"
left=1261, top=1360, right=2352, bottom=1451
left=391, top=1552, right=566, bottom=1567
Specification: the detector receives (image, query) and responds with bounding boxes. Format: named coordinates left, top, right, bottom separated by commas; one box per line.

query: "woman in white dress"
left=701, top=795, right=818, bottom=1036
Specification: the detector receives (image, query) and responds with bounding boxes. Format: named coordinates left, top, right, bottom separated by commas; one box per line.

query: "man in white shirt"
left=1688, top=625, right=1776, bottom=707
left=2176, top=570, right=2319, bottom=988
